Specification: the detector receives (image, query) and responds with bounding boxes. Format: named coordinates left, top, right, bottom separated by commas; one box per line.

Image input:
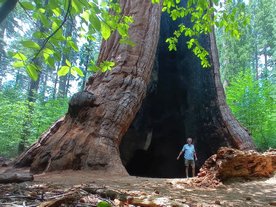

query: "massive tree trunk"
left=14, top=0, right=255, bottom=176
left=14, top=0, right=162, bottom=174
left=119, top=12, right=256, bottom=177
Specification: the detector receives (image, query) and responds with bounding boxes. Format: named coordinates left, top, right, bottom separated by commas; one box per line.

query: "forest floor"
left=0, top=168, right=275, bottom=207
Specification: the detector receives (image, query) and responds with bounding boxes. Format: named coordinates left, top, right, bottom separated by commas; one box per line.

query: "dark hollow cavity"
left=120, top=10, right=228, bottom=178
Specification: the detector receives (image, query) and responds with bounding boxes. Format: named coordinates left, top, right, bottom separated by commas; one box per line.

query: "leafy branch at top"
left=32, top=0, right=72, bottom=61
left=152, top=0, right=250, bottom=68
left=10, top=0, right=134, bottom=80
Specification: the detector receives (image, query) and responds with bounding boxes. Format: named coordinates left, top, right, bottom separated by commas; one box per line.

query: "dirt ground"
left=0, top=169, right=275, bottom=207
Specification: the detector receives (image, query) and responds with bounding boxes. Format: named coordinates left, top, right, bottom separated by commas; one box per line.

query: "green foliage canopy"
left=0, top=86, right=68, bottom=157
left=6, top=0, right=134, bottom=80
left=1, top=0, right=250, bottom=80
left=152, top=0, right=249, bottom=67
left=226, top=70, right=276, bottom=150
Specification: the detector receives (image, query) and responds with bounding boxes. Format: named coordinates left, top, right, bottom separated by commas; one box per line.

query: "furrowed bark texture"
left=209, top=29, right=255, bottom=150
left=14, top=0, right=162, bottom=174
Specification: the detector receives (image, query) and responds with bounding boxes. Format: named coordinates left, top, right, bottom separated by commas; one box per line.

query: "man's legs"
left=191, top=160, right=195, bottom=177
left=185, top=166, right=189, bottom=178
left=184, top=159, right=189, bottom=178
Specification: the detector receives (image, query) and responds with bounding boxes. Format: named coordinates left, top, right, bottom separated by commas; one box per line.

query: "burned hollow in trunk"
left=120, top=12, right=253, bottom=178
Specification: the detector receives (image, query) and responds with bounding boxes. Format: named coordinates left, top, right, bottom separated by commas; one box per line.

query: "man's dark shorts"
left=185, top=159, right=195, bottom=168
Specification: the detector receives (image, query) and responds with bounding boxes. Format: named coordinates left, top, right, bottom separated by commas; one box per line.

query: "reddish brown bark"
left=15, top=0, right=162, bottom=174
left=209, top=29, right=255, bottom=150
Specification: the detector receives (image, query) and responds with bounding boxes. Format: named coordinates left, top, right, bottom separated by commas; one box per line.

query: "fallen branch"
left=32, top=0, right=72, bottom=61
left=38, top=191, right=80, bottom=207
left=0, top=172, right=33, bottom=184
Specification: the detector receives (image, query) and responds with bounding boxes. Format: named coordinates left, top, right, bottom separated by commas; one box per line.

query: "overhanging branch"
left=32, top=0, right=72, bottom=61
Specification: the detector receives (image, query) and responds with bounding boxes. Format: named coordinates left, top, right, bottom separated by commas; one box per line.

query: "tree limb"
left=32, top=0, right=72, bottom=61
left=18, top=1, right=40, bottom=28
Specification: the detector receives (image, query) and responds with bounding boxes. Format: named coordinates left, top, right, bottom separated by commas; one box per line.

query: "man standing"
left=177, top=138, right=197, bottom=178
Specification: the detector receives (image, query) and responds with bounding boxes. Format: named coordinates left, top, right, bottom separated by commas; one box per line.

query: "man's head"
left=187, top=138, right=193, bottom=144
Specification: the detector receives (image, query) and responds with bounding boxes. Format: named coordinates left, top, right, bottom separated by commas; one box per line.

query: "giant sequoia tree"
left=15, top=0, right=255, bottom=177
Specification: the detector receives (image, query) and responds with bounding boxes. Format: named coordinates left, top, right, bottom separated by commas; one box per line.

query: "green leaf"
left=71, top=0, right=83, bottom=14
left=58, top=66, right=70, bottom=76
left=117, top=23, right=128, bottom=37
left=101, top=22, right=111, bottom=40
left=68, top=41, right=79, bottom=51
left=48, top=0, right=58, bottom=9
left=38, top=8, right=45, bottom=13
left=152, top=0, right=160, bottom=3
left=13, top=53, right=27, bottom=61
left=97, top=201, right=111, bottom=207
left=100, top=61, right=115, bottom=72
left=91, top=2, right=101, bottom=14
left=13, top=61, right=25, bottom=68
left=65, top=59, right=71, bottom=67
left=39, top=13, right=50, bottom=27
left=52, top=21, right=59, bottom=30
left=71, top=67, right=84, bottom=77
left=52, top=8, right=61, bottom=17
left=90, top=13, right=101, bottom=31
left=119, top=38, right=136, bottom=47
left=46, top=57, right=55, bottom=68
left=124, top=16, right=134, bottom=24
left=21, top=2, right=35, bottom=10
left=21, top=41, right=40, bottom=50
left=26, top=64, right=39, bottom=80
left=43, top=48, right=54, bottom=55
left=187, top=39, right=194, bottom=49
left=33, top=31, right=45, bottom=39
left=81, top=10, right=90, bottom=22
left=88, top=65, right=100, bottom=72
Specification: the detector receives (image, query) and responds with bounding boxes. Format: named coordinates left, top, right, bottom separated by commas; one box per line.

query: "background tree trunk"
left=14, top=0, right=163, bottom=174
left=0, top=0, right=18, bottom=24
left=58, top=19, right=74, bottom=98
left=40, top=66, right=49, bottom=100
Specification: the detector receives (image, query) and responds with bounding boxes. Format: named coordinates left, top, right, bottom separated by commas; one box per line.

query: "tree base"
left=14, top=117, right=128, bottom=175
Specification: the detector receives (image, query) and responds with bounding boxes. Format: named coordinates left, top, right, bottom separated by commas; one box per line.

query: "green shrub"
left=0, top=87, right=68, bottom=157
left=226, top=70, right=276, bottom=151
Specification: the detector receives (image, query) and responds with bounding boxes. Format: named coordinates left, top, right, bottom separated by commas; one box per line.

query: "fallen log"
left=0, top=172, right=33, bottom=184
left=195, top=147, right=276, bottom=187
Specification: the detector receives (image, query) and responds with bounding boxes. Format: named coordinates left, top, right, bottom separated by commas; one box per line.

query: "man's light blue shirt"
left=182, top=144, right=195, bottom=160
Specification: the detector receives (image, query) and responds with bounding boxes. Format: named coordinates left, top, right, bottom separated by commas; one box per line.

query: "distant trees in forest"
left=217, top=0, right=276, bottom=150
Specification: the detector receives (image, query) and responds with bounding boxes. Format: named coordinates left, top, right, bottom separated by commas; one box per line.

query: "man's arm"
left=194, top=151, right=198, bottom=161
left=177, top=150, right=184, bottom=160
